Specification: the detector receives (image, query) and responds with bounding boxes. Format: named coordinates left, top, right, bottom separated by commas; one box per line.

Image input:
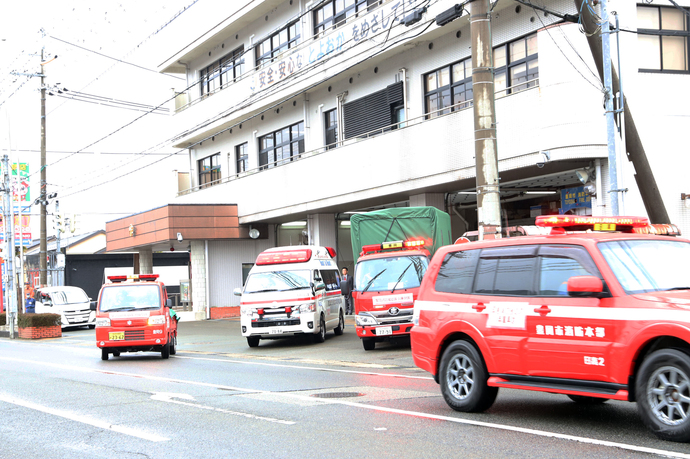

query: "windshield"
left=599, top=239, right=690, bottom=294
left=244, top=270, right=311, bottom=294
left=100, top=285, right=161, bottom=312
left=48, top=289, right=89, bottom=305
left=355, top=255, right=429, bottom=293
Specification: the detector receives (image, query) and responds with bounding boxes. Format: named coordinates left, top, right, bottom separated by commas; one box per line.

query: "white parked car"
left=34, top=286, right=96, bottom=329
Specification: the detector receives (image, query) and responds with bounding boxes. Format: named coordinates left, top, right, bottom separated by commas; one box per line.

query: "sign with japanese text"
left=560, top=186, right=591, bottom=212
left=0, top=214, right=32, bottom=246
left=251, top=0, right=421, bottom=94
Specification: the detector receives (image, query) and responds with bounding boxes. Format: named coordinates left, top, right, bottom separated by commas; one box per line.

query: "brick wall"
left=209, top=307, right=239, bottom=319
left=19, top=325, right=62, bottom=339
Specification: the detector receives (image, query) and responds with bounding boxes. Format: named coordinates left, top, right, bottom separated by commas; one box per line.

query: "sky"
left=0, top=0, right=212, bottom=239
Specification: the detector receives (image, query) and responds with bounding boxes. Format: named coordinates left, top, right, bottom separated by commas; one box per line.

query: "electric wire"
left=52, top=93, right=169, bottom=115
left=50, top=88, right=169, bottom=113
left=49, top=35, right=185, bottom=81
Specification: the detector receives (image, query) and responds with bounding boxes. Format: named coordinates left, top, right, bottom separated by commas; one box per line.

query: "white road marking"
left=150, top=392, right=295, bottom=425
left=175, top=355, right=435, bottom=380
left=2, top=355, right=690, bottom=458
left=0, top=393, right=169, bottom=442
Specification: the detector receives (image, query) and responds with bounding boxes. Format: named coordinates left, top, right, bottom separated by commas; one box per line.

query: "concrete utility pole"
left=470, top=0, right=501, bottom=240
left=2, top=155, right=17, bottom=338
left=600, top=0, right=619, bottom=215
left=40, top=48, right=47, bottom=286
left=575, top=0, right=669, bottom=223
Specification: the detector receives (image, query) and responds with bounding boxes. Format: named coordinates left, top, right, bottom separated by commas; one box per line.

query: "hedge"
left=17, top=313, right=61, bottom=328
left=0, top=313, right=5, bottom=326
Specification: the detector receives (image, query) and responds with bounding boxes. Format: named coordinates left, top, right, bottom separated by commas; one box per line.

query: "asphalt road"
left=1, top=318, right=690, bottom=458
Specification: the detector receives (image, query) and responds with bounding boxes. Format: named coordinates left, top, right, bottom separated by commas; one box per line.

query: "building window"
left=494, top=33, right=538, bottom=98
left=637, top=5, right=689, bottom=72
left=198, top=153, right=221, bottom=188
left=236, top=143, right=248, bottom=174
left=424, top=58, right=473, bottom=118
left=313, top=0, right=380, bottom=37
left=258, top=122, right=305, bottom=170
left=325, top=109, right=338, bottom=149
left=256, top=22, right=301, bottom=68
left=200, top=46, right=245, bottom=98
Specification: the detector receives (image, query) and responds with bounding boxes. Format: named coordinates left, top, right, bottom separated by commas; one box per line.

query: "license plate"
left=377, top=326, right=392, bottom=336
left=109, top=332, right=125, bottom=340
left=269, top=328, right=283, bottom=335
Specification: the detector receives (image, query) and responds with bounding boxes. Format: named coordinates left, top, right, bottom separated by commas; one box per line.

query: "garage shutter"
left=343, top=82, right=403, bottom=139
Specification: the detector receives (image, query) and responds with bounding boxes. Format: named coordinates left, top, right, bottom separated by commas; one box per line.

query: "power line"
left=49, top=35, right=185, bottom=81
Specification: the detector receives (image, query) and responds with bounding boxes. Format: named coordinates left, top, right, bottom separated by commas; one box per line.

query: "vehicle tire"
left=313, top=315, right=326, bottom=343
left=362, top=338, right=375, bottom=351
left=101, top=349, right=109, bottom=361
left=567, top=394, right=609, bottom=404
left=113, top=351, right=120, bottom=357
left=169, top=335, right=177, bottom=355
left=636, top=348, right=690, bottom=442
left=334, top=312, right=345, bottom=336
left=439, top=340, right=498, bottom=412
left=247, top=336, right=260, bottom=348
left=88, top=324, right=95, bottom=329
left=161, top=341, right=170, bottom=359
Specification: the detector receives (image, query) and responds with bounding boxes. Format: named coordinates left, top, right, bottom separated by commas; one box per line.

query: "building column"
left=138, top=248, right=153, bottom=274
left=409, top=193, right=445, bottom=211
left=190, top=240, right=207, bottom=320
left=307, top=213, right=337, bottom=259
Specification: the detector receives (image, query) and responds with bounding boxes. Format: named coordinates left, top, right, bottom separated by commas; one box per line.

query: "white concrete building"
left=111, top=0, right=690, bottom=319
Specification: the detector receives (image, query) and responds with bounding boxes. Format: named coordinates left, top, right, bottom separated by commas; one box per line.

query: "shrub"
left=17, top=313, right=61, bottom=328
left=0, top=313, right=5, bottom=326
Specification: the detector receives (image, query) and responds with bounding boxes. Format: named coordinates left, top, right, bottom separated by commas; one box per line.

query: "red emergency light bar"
left=256, top=249, right=312, bottom=265
left=361, top=239, right=426, bottom=255
left=535, top=215, right=649, bottom=233
left=632, top=223, right=682, bottom=237
left=107, top=274, right=160, bottom=283
left=107, top=275, right=128, bottom=283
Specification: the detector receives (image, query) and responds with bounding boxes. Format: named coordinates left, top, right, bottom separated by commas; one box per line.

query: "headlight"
left=95, top=318, right=111, bottom=327
left=299, top=303, right=316, bottom=313
left=356, top=314, right=378, bottom=326
left=240, top=306, right=254, bottom=317
left=148, top=316, right=166, bottom=326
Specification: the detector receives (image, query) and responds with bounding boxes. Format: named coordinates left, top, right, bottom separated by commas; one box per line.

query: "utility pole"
left=600, top=0, right=619, bottom=215
left=40, top=48, right=47, bottom=286
left=2, top=155, right=16, bottom=338
left=470, top=0, right=501, bottom=240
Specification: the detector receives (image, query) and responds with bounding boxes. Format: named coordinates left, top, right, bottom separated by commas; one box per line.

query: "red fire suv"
left=95, top=274, right=178, bottom=361
left=411, top=216, right=690, bottom=442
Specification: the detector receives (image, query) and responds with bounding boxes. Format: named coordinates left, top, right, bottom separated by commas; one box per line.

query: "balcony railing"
left=177, top=80, right=539, bottom=196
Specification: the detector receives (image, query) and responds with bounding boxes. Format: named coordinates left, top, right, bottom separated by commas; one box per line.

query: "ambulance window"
left=537, top=245, right=601, bottom=296
left=474, top=246, right=538, bottom=295
left=435, top=249, right=480, bottom=294
left=320, top=269, right=341, bottom=291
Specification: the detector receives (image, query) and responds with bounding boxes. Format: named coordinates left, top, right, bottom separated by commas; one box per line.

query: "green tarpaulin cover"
left=350, top=207, right=452, bottom=263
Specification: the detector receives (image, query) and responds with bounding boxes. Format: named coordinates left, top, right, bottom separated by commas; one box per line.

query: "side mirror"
left=166, top=298, right=173, bottom=307
left=233, top=288, right=243, bottom=296
left=90, top=301, right=97, bottom=311
left=568, top=276, right=604, bottom=298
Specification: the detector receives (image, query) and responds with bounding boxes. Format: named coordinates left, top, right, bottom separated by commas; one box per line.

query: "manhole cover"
left=310, top=392, right=364, bottom=398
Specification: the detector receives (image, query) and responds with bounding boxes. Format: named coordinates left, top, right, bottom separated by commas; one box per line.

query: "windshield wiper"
left=665, top=287, right=690, bottom=291
left=281, top=286, right=309, bottom=291
left=391, top=263, right=413, bottom=293
left=105, top=307, right=136, bottom=312
left=362, top=269, right=387, bottom=294
left=247, top=289, right=279, bottom=293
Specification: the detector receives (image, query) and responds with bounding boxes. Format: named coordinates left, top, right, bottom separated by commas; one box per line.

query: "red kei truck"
left=410, top=215, right=690, bottom=442
left=350, top=207, right=452, bottom=351
left=95, top=274, right=178, bottom=361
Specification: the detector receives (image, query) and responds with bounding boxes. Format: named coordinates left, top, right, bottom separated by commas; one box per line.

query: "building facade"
left=109, top=0, right=690, bottom=319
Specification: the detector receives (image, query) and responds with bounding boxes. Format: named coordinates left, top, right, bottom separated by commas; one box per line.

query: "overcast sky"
left=0, top=0, right=214, bottom=238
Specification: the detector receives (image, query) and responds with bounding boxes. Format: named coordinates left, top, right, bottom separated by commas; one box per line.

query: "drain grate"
left=310, top=392, right=364, bottom=398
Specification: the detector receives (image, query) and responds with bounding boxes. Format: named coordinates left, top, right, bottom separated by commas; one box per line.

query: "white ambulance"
left=235, top=246, right=346, bottom=347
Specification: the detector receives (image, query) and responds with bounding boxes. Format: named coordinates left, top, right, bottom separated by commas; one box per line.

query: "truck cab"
left=95, top=274, right=177, bottom=361
left=354, top=240, right=430, bottom=350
